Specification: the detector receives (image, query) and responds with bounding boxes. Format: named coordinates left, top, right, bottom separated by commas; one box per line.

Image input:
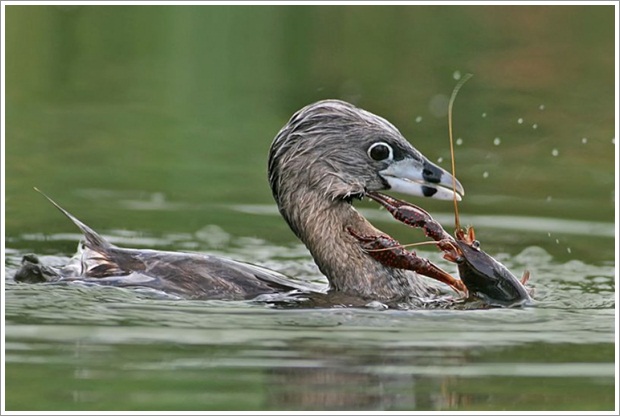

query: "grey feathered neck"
left=267, top=100, right=434, bottom=301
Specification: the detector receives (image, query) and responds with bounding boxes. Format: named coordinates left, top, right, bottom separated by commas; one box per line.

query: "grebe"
left=14, top=100, right=463, bottom=303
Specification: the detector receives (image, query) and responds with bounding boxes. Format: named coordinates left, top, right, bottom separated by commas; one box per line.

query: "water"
left=3, top=5, right=617, bottom=411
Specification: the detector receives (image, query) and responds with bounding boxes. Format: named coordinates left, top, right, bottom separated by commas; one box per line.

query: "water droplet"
left=539, top=104, right=545, bottom=110
left=453, top=70, right=461, bottom=80
left=482, top=171, right=489, bottom=178
left=551, top=148, right=559, bottom=157
left=555, top=239, right=560, bottom=244
left=429, top=94, right=449, bottom=117
left=437, top=157, right=443, bottom=163
left=456, top=138, right=463, bottom=146
left=532, top=123, right=538, bottom=129
left=481, top=112, right=487, bottom=118
left=547, top=232, right=552, bottom=237
left=415, top=116, right=423, bottom=123
left=612, top=138, right=615, bottom=144
left=493, top=137, right=501, bottom=146
left=517, top=118, right=524, bottom=124
left=546, top=195, right=552, bottom=202
left=567, top=247, right=572, bottom=254
left=581, top=137, right=588, bottom=144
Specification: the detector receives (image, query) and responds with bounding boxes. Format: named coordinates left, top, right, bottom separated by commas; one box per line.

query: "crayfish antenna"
left=448, top=73, right=473, bottom=232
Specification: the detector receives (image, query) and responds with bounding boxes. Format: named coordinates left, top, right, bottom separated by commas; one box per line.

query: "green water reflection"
left=4, top=4, right=616, bottom=411
left=4, top=337, right=615, bottom=411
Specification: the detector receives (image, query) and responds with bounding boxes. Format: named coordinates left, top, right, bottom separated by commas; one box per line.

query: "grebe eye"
left=472, top=240, right=480, bottom=249
left=368, top=142, right=393, bottom=161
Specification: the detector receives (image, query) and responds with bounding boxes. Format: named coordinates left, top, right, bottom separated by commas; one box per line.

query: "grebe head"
left=269, top=99, right=463, bottom=215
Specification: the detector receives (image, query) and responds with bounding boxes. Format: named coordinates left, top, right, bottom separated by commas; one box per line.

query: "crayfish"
left=349, top=74, right=532, bottom=307
left=348, top=192, right=531, bottom=307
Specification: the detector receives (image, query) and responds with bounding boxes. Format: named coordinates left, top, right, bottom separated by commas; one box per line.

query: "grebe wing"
left=16, top=190, right=323, bottom=300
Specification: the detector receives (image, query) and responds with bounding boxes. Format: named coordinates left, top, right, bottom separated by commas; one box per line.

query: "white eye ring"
left=367, top=142, right=394, bottom=162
